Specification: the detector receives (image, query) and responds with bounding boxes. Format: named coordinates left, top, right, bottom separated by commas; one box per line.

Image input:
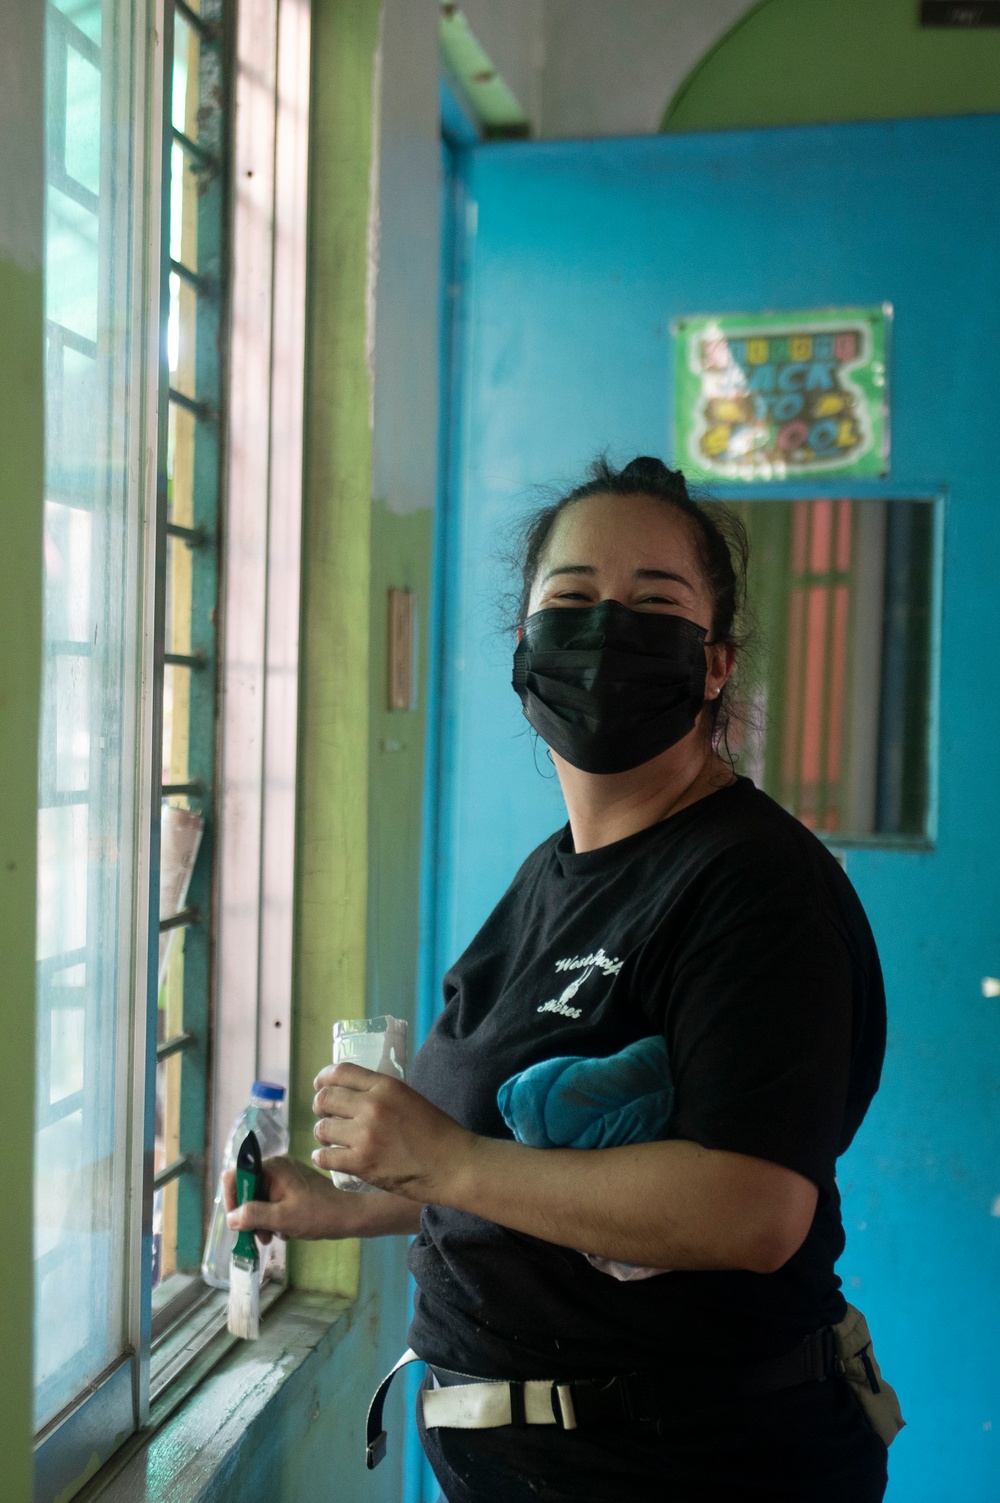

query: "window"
left=35, top=0, right=309, bottom=1492
left=36, top=0, right=157, bottom=1480
left=727, top=497, right=934, bottom=840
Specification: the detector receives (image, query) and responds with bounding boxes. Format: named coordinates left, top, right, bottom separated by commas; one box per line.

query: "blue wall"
left=431, top=116, right=1000, bottom=1499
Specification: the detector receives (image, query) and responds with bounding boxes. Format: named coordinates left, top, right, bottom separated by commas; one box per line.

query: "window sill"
left=76, top=1289, right=354, bottom=1503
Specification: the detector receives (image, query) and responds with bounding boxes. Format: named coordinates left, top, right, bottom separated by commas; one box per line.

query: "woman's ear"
left=705, top=640, right=735, bottom=699
left=516, top=626, right=524, bottom=644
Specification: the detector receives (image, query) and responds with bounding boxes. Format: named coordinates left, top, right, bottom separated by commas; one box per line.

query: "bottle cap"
left=251, top=1080, right=286, bottom=1102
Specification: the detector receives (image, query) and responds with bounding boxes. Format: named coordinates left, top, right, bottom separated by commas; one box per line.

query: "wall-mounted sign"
left=920, top=1, right=1000, bottom=25
left=673, top=306, right=891, bottom=481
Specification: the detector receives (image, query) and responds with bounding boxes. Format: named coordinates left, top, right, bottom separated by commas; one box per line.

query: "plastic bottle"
left=201, top=1081, right=289, bottom=1289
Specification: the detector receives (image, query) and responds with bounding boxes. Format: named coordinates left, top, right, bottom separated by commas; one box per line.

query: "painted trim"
left=439, top=4, right=529, bottom=137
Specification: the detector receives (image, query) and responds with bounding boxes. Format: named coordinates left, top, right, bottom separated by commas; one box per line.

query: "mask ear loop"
left=530, top=730, right=558, bottom=779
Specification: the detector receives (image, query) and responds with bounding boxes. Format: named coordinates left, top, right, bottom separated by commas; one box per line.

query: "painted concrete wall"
left=366, top=0, right=440, bottom=1083
left=664, top=0, right=1000, bottom=131
left=276, top=0, right=440, bottom=1494
left=460, top=0, right=759, bottom=137
left=540, top=0, right=757, bottom=138
left=291, top=0, right=380, bottom=1300
left=0, top=3, right=44, bottom=1499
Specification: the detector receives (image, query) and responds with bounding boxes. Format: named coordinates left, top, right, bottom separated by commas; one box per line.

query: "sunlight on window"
left=36, top=0, right=134, bottom=1433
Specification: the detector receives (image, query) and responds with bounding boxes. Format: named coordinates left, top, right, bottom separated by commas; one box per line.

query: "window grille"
left=153, top=0, right=228, bottom=1298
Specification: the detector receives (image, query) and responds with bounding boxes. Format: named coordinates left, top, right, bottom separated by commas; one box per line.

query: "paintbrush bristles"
left=227, top=1256, right=260, bottom=1340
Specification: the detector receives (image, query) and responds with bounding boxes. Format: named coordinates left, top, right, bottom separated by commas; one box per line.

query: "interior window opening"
left=724, top=497, right=934, bottom=841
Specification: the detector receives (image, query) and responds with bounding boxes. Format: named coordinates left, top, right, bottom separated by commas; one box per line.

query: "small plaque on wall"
left=920, top=1, right=1000, bottom=24
left=387, top=588, right=416, bottom=711
left=672, top=305, right=891, bottom=483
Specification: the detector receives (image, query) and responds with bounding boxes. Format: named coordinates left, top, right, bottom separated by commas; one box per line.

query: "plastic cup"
left=328, top=1015, right=407, bottom=1191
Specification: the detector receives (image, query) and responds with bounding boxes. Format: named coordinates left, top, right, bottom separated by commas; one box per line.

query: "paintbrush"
left=227, top=1129, right=262, bottom=1340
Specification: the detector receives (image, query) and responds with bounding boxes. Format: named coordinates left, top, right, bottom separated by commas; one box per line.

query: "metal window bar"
left=169, top=386, right=219, bottom=422
left=171, top=257, right=216, bottom=297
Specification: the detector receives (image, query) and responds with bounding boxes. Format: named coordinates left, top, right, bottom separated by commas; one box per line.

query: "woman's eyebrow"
left=541, top=564, right=694, bottom=590
left=634, top=568, right=694, bottom=590
left=541, top=564, right=596, bottom=582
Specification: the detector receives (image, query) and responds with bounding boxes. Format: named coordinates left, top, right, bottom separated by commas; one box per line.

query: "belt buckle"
left=552, top=1382, right=578, bottom=1430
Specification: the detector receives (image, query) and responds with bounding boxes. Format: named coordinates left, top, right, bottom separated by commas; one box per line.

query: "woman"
left=227, top=457, right=892, bottom=1502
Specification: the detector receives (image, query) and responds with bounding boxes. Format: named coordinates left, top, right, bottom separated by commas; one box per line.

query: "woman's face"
left=526, top=491, right=733, bottom=701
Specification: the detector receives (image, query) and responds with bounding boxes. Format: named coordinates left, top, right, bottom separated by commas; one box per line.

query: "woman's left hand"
left=311, top=1064, right=476, bottom=1201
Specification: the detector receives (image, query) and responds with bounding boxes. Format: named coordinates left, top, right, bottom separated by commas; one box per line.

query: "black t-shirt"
left=407, top=777, right=886, bottom=1380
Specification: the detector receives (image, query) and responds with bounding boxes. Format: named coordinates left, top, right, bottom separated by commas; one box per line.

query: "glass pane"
left=168, top=269, right=198, bottom=399
left=168, top=7, right=202, bottom=276
left=726, top=498, right=932, bottom=839
left=36, top=1, right=141, bottom=1433
left=51, top=0, right=102, bottom=45
left=65, top=49, right=102, bottom=195
left=172, top=12, right=201, bottom=140
left=153, top=927, right=186, bottom=1288
left=46, top=189, right=99, bottom=344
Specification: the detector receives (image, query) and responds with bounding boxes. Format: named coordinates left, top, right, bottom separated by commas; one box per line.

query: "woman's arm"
left=311, top=1066, right=817, bottom=1273
left=224, top=1153, right=424, bottom=1244
left=447, top=1137, right=816, bottom=1274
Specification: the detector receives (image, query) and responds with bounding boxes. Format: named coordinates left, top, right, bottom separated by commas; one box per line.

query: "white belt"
left=365, top=1350, right=578, bottom=1468
left=423, top=1373, right=577, bottom=1431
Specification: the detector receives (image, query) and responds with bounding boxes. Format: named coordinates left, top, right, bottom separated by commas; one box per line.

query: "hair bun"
left=621, top=456, right=681, bottom=486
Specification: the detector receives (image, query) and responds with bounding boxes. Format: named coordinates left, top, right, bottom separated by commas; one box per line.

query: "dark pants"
left=418, top=1374, right=888, bottom=1503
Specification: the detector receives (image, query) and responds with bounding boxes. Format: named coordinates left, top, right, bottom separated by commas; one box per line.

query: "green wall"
left=664, top=0, right=1000, bottom=132
left=0, top=254, right=43, bottom=1503
left=279, top=0, right=434, bottom=1496
left=0, top=3, right=44, bottom=1497
left=367, top=499, right=434, bottom=1025
left=291, top=0, right=382, bottom=1300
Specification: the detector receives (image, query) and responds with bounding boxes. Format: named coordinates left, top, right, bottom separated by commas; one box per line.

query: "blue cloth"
left=497, top=1034, right=673, bottom=1150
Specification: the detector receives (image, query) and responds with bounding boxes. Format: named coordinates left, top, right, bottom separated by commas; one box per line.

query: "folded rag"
left=497, top=1033, right=674, bottom=1150
left=496, top=1035, right=674, bottom=1282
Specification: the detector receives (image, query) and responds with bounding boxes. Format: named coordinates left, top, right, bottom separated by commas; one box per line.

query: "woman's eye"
left=637, top=595, right=676, bottom=607
left=551, top=591, right=590, bottom=602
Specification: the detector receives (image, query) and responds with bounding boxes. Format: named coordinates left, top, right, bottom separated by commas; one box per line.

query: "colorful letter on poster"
left=673, top=306, right=890, bottom=481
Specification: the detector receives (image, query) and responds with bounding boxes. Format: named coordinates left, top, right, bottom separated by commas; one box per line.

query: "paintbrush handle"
left=233, top=1131, right=262, bottom=1263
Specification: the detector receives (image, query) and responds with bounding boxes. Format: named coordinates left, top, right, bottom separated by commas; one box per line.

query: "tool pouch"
left=831, top=1304, right=905, bottom=1446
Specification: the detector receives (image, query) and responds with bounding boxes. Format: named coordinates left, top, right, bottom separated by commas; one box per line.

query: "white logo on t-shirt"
left=537, top=948, right=622, bottom=1019
left=554, top=948, right=622, bottom=978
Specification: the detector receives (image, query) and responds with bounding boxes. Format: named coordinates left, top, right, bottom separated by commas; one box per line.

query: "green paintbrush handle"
left=233, top=1130, right=262, bottom=1264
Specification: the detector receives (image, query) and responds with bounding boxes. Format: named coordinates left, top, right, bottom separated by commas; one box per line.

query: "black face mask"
left=512, top=599, right=709, bottom=774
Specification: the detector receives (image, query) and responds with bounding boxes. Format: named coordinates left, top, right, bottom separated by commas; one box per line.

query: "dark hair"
left=511, top=455, right=750, bottom=744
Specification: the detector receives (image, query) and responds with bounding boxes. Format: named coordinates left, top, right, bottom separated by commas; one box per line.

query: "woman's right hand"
left=224, top=1154, right=425, bottom=1243
left=224, top=1154, right=362, bottom=1244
